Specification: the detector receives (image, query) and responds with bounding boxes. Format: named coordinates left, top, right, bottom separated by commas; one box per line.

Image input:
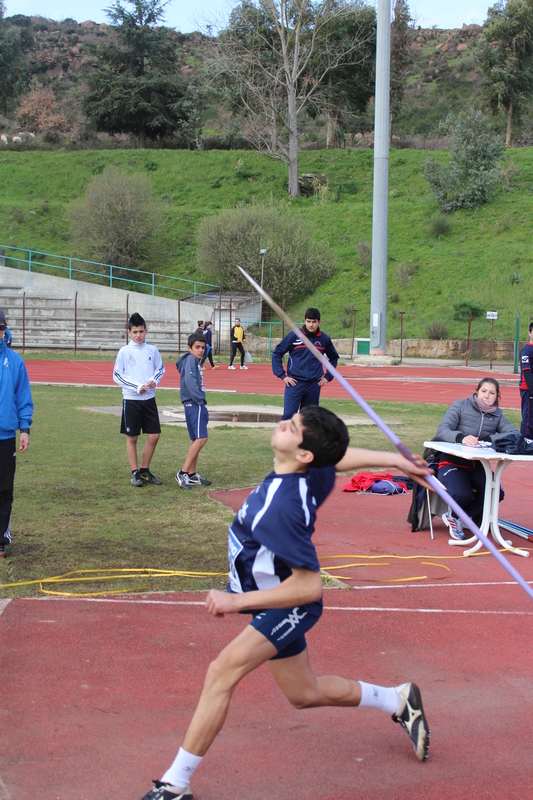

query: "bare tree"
left=209, top=0, right=375, bottom=196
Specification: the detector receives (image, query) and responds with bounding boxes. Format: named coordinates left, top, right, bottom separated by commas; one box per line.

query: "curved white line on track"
left=0, top=600, right=11, bottom=616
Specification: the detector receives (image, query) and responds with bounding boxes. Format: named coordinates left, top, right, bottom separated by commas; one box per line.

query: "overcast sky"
left=6, top=0, right=490, bottom=33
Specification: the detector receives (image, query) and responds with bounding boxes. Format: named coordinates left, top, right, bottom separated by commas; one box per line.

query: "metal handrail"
left=0, top=244, right=219, bottom=303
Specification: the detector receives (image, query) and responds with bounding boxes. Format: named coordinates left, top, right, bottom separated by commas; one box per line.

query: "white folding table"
left=423, top=440, right=532, bottom=558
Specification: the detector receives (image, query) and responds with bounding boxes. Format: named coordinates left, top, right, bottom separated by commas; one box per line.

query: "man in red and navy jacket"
left=519, top=322, right=533, bottom=438
left=272, top=307, right=339, bottom=420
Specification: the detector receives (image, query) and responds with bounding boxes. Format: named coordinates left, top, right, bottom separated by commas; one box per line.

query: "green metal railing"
left=0, top=244, right=220, bottom=303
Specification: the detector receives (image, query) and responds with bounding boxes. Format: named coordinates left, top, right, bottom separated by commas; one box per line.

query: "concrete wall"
left=0, top=266, right=213, bottom=327
left=0, top=266, right=215, bottom=351
left=387, top=338, right=517, bottom=361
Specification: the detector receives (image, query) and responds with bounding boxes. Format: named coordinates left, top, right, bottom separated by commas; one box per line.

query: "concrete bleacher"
left=0, top=266, right=216, bottom=352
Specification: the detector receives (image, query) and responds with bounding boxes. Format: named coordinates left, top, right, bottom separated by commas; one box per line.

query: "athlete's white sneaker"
left=442, top=512, right=466, bottom=540
left=392, top=682, right=430, bottom=761
left=240, top=365, right=248, bottom=370
left=140, top=781, right=193, bottom=799
left=228, top=365, right=236, bottom=370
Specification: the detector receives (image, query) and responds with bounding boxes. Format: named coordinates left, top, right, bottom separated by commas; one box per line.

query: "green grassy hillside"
left=1, top=147, right=533, bottom=340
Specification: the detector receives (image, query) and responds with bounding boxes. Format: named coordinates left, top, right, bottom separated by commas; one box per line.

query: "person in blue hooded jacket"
left=272, top=307, right=339, bottom=420
left=175, top=333, right=212, bottom=490
left=0, top=308, right=33, bottom=557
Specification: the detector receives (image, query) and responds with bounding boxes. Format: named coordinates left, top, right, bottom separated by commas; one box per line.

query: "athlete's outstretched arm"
left=205, top=567, right=322, bottom=617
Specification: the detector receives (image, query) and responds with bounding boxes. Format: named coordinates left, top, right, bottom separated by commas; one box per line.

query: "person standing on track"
left=272, top=307, right=339, bottom=420
left=113, top=313, right=165, bottom=488
left=228, top=318, right=247, bottom=370
left=519, top=322, right=533, bottom=439
left=0, top=307, right=33, bottom=557
left=200, top=321, right=217, bottom=370
left=140, top=405, right=431, bottom=800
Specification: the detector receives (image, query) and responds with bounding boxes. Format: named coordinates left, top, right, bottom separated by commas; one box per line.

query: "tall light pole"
left=370, top=0, right=391, bottom=355
left=259, top=248, right=267, bottom=321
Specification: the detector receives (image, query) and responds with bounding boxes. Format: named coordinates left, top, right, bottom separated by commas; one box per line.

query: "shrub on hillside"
left=426, top=321, right=449, bottom=339
left=430, top=214, right=451, bottom=237
left=67, top=167, right=160, bottom=268
left=423, top=109, right=504, bottom=213
left=452, top=300, right=484, bottom=322
left=17, top=87, right=69, bottom=132
left=196, top=202, right=335, bottom=304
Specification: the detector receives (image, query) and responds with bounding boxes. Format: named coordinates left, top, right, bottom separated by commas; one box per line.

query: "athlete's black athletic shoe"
left=392, top=682, right=430, bottom=761
left=140, top=780, right=193, bottom=799
left=175, top=471, right=192, bottom=490
left=140, top=470, right=163, bottom=485
left=188, top=472, right=211, bottom=486
left=131, top=470, right=144, bottom=487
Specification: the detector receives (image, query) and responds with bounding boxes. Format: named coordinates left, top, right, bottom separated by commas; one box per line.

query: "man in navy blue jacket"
left=0, top=308, right=33, bottom=557
left=272, top=307, right=339, bottom=420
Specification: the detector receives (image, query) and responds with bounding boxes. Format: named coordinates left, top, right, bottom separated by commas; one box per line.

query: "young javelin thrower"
left=141, top=406, right=431, bottom=799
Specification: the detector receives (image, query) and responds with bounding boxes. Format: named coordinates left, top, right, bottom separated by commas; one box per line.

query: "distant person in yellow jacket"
left=228, top=318, right=247, bottom=370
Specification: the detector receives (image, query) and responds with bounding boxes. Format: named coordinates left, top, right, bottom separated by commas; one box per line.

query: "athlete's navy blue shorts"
left=183, top=403, right=209, bottom=440
left=250, top=605, right=322, bottom=660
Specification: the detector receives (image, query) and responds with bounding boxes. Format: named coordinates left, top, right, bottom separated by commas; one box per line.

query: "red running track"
left=2, top=358, right=530, bottom=798
left=2, top=469, right=533, bottom=799
left=25, top=360, right=523, bottom=409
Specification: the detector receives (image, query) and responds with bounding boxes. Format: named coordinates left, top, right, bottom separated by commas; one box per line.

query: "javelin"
left=237, top=265, right=533, bottom=604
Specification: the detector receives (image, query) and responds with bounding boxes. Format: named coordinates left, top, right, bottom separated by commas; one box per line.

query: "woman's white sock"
left=161, top=747, right=203, bottom=788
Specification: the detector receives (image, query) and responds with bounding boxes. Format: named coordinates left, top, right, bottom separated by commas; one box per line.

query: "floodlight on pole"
left=370, top=0, right=391, bottom=355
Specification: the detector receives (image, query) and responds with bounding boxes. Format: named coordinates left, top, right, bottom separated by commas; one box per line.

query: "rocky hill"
left=2, top=13, right=531, bottom=147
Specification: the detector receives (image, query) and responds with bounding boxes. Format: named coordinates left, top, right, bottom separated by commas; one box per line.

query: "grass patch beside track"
left=0, top=385, right=521, bottom=598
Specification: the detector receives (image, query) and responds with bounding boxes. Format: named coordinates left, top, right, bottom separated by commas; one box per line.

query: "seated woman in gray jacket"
left=435, top=377, right=518, bottom=541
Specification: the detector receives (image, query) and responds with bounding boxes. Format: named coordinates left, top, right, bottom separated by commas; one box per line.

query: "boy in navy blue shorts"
left=141, top=406, right=431, bottom=800
left=175, top=333, right=212, bottom=490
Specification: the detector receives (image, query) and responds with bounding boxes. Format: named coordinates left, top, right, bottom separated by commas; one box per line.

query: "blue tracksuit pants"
left=282, top=380, right=321, bottom=420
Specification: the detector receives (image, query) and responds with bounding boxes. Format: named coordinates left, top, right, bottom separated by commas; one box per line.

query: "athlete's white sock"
left=161, top=748, right=203, bottom=789
left=358, top=681, right=400, bottom=714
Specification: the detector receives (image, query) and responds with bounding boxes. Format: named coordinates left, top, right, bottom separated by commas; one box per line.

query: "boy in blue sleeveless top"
left=141, top=406, right=431, bottom=800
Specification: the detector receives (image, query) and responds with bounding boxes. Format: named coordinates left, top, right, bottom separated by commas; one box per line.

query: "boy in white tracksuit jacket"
left=113, top=313, right=165, bottom=487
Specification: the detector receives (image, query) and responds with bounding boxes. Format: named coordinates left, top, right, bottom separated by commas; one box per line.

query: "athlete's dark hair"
left=197, top=320, right=204, bottom=327
left=476, top=377, right=500, bottom=406
left=529, top=321, right=533, bottom=333
left=188, top=332, right=206, bottom=348
left=299, top=405, right=349, bottom=468
left=128, top=312, right=146, bottom=330
left=304, top=307, right=321, bottom=321
left=205, top=320, right=212, bottom=327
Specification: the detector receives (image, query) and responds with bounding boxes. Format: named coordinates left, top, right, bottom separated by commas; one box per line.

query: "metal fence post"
left=178, top=297, right=181, bottom=354
left=218, top=287, right=222, bottom=354
left=514, top=311, right=520, bottom=374
left=152, top=273, right=155, bottom=295
left=74, top=292, right=78, bottom=352
left=23, top=292, right=26, bottom=352
left=69, top=258, right=72, bottom=280
left=28, top=250, right=31, bottom=272
left=110, top=265, right=113, bottom=288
